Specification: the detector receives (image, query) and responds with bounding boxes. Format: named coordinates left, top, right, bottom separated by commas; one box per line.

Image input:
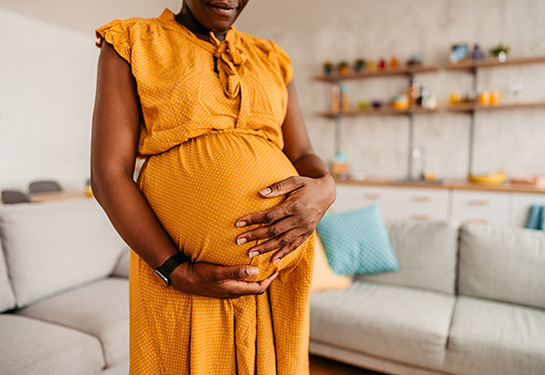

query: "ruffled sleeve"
left=269, top=41, right=294, bottom=85
left=95, top=19, right=132, bottom=64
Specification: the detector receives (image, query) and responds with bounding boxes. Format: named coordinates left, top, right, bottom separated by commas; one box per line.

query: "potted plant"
left=323, top=61, right=334, bottom=75
left=353, top=58, right=366, bottom=73
left=338, top=61, right=350, bottom=75
left=489, top=43, right=510, bottom=62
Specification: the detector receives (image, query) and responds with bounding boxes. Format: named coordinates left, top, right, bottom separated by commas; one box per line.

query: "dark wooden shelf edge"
left=315, top=65, right=439, bottom=82
left=317, top=102, right=545, bottom=118
left=445, top=55, right=545, bottom=70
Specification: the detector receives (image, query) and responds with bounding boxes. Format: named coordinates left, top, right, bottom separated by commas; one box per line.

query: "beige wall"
left=1, top=0, right=545, bottom=191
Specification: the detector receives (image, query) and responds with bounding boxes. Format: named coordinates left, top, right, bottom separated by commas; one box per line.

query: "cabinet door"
left=451, top=190, right=510, bottom=226
left=510, top=192, right=545, bottom=227
left=396, top=188, right=450, bottom=221
left=331, top=185, right=397, bottom=219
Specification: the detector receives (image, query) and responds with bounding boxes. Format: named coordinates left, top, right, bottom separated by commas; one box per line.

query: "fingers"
left=245, top=228, right=300, bottom=258
left=236, top=203, right=291, bottom=229
left=216, top=265, right=259, bottom=281
left=236, top=216, right=298, bottom=247
left=220, top=272, right=279, bottom=298
left=258, top=176, right=305, bottom=198
left=271, top=236, right=306, bottom=264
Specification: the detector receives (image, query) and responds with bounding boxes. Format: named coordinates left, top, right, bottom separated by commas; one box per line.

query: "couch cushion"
left=310, top=235, right=352, bottom=293
left=317, top=204, right=399, bottom=275
left=0, top=314, right=105, bottom=375
left=309, top=280, right=455, bottom=370
left=17, top=277, right=129, bottom=366
left=111, top=248, right=130, bottom=278
left=0, top=198, right=127, bottom=307
left=445, top=296, right=545, bottom=375
left=358, top=220, right=459, bottom=294
left=459, top=223, right=545, bottom=309
left=0, top=239, right=16, bottom=312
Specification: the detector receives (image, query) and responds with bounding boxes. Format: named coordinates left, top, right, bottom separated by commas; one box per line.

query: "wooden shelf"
left=445, top=55, right=545, bottom=70
left=317, top=107, right=438, bottom=118
left=315, top=65, right=439, bottom=82
left=446, top=101, right=545, bottom=112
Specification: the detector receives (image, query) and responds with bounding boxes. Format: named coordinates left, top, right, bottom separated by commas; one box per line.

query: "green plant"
left=489, top=43, right=511, bottom=57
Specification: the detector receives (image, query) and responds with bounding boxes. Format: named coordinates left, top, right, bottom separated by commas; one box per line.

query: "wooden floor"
left=310, top=355, right=385, bottom=375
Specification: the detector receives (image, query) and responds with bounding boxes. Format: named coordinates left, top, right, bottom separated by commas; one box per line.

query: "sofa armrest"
left=111, top=248, right=130, bottom=278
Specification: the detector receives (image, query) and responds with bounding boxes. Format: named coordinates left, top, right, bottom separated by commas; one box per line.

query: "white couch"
left=0, top=199, right=130, bottom=375
left=2, top=199, right=545, bottom=375
left=310, top=220, right=545, bottom=375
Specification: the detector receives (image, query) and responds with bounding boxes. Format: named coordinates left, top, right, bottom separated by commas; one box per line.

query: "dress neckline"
left=158, top=8, right=239, bottom=52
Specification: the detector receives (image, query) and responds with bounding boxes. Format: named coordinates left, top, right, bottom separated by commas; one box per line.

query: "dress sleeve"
left=269, top=41, right=294, bottom=85
left=95, top=19, right=132, bottom=64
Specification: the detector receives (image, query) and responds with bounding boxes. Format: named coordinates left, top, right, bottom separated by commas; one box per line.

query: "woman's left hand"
left=235, top=174, right=336, bottom=264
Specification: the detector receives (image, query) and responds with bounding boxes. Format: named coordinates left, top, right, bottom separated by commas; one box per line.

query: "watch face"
left=153, top=269, right=170, bottom=286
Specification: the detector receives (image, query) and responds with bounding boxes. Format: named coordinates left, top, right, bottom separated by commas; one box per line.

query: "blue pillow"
left=317, top=204, right=399, bottom=275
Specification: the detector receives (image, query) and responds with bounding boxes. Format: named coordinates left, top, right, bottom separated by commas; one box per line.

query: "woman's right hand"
left=170, top=262, right=278, bottom=299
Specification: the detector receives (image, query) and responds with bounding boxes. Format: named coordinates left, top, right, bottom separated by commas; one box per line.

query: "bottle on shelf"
left=340, top=86, right=350, bottom=112
left=331, top=85, right=340, bottom=113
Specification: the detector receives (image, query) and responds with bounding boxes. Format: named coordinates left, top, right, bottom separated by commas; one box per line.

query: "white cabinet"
left=332, top=185, right=397, bottom=219
left=510, top=193, right=545, bottom=227
left=334, top=183, right=545, bottom=227
left=396, top=188, right=450, bottom=221
left=451, top=190, right=511, bottom=226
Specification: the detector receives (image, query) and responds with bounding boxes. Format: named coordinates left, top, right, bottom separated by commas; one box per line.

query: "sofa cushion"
left=0, top=239, right=16, bottom=312
left=17, top=277, right=129, bottom=366
left=0, top=198, right=127, bottom=307
left=111, top=248, right=130, bottom=278
left=445, top=296, right=545, bottom=375
left=310, top=234, right=352, bottom=292
left=0, top=314, right=105, bottom=375
left=317, top=204, right=399, bottom=275
left=358, top=220, right=459, bottom=294
left=309, top=280, right=455, bottom=370
left=459, top=223, right=545, bottom=309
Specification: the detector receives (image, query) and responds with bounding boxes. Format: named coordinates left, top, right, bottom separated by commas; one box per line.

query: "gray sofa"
left=310, top=220, right=545, bottom=375
left=2, top=199, right=544, bottom=375
left=0, top=199, right=130, bottom=375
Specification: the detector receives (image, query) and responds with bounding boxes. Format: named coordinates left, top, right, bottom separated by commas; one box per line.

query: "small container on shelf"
left=353, top=58, right=366, bottom=72
left=340, top=86, right=350, bottom=112
left=330, top=85, right=341, bottom=113
left=378, top=58, right=387, bottom=70
left=490, top=91, right=502, bottom=105
left=478, top=91, right=491, bottom=106
left=390, top=56, right=399, bottom=69
left=366, top=59, right=377, bottom=71
left=338, top=61, right=350, bottom=75
left=323, top=61, right=335, bottom=75
left=330, top=150, right=351, bottom=179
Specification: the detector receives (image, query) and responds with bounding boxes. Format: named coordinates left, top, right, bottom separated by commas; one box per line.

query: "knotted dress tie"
left=209, top=31, right=247, bottom=99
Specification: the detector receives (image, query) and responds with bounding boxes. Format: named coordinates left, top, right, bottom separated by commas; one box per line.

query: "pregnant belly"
left=137, top=131, right=306, bottom=281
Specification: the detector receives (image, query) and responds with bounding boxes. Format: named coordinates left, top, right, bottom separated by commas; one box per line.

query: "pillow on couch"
left=310, top=235, right=352, bottom=292
left=316, top=204, right=399, bottom=275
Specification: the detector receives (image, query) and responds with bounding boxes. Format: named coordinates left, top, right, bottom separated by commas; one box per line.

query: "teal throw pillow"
left=317, top=204, right=399, bottom=275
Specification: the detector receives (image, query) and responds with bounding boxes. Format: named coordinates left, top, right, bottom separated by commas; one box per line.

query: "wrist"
left=153, top=251, right=190, bottom=287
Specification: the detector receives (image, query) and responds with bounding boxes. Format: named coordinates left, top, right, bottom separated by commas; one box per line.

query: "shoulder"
left=234, top=29, right=290, bottom=60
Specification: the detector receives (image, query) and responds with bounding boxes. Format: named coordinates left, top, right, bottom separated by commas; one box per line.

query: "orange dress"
left=95, top=8, right=314, bottom=375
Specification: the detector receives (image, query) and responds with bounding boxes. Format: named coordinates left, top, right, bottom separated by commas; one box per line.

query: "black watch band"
left=153, top=252, right=190, bottom=287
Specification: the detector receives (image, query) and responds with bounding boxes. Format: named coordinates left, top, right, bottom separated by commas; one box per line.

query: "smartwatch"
left=153, top=251, right=190, bottom=287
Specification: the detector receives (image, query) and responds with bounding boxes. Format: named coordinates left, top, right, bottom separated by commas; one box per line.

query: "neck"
left=175, top=4, right=228, bottom=43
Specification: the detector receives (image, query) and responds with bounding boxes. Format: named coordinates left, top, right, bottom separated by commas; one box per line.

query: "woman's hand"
left=170, top=261, right=278, bottom=299
left=235, top=174, right=336, bottom=264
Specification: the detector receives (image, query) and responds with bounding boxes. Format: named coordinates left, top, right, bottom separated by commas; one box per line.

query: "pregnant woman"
left=91, top=0, right=335, bottom=374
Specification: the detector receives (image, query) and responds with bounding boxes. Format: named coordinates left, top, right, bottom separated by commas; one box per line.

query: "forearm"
left=91, top=169, right=178, bottom=269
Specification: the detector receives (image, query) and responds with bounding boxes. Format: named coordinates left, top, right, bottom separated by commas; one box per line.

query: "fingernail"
left=260, top=187, right=272, bottom=195
left=249, top=251, right=260, bottom=258
left=237, top=237, right=247, bottom=245
left=236, top=221, right=247, bottom=228
left=273, top=258, right=281, bottom=265
left=247, top=267, right=258, bottom=276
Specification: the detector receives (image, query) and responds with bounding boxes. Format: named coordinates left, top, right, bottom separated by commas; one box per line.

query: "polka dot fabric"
left=95, top=7, right=314, bottom=375
left=316, top=204, right=399, bottom=275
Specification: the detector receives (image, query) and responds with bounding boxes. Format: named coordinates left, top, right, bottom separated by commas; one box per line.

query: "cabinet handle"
left=468, top=199, right=490, bottom=206
left=363, top=194, right=381, bottom=200
left=412, top=196, right=432, bottom=202
left=467, top=218, right=488, bottom=224
left=411, top=214, right=430, bottom=221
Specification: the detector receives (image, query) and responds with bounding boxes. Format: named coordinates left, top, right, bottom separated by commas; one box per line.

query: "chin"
left=193, top=0, right=246, bottom=31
